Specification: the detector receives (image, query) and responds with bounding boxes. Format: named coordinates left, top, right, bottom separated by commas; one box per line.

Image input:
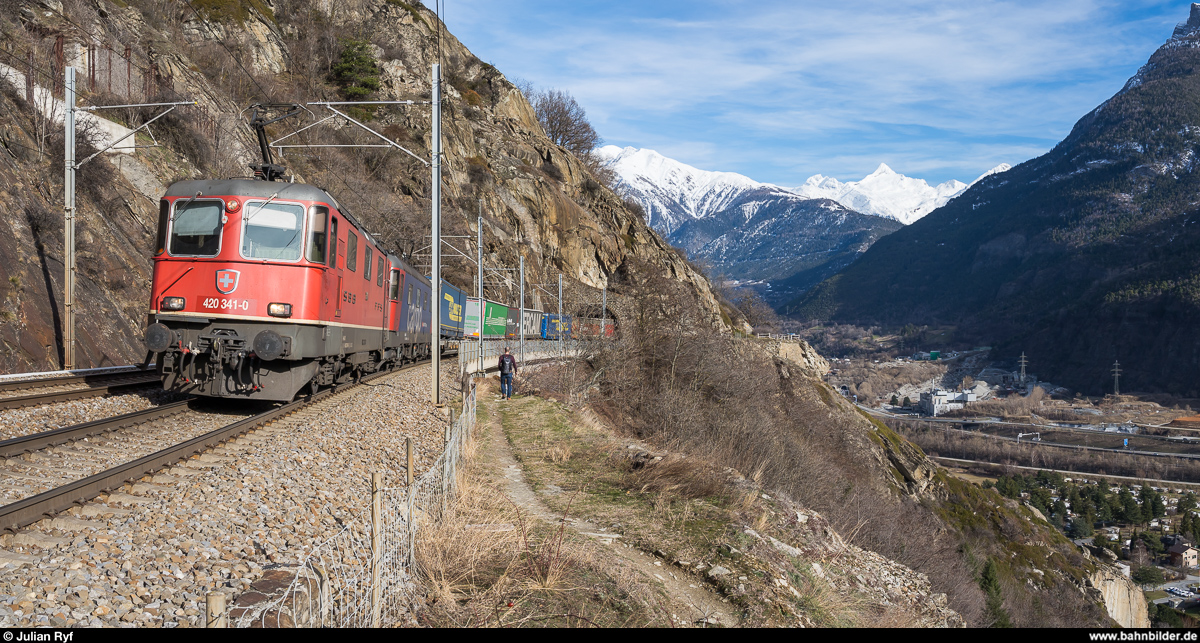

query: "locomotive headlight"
left=162, top=297, right=185, bottom=311
left=268, top=302, right=292, bottom=318
left=225, top=198, right=240, bottom=212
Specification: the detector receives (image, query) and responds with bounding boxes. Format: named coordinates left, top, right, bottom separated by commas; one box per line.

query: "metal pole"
left=431, top=64, right=441, bottom=405
left=477, top=210, right=483, bottom=375
left=519, top=255, right=525, bottom=366
left=64, top=66, right=76, bottom=371
left=558, top=274, right=563, bottom=359
left=601, top=283, right=607, bottom=337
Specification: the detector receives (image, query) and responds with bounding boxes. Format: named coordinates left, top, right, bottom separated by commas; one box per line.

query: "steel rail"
left=0, top=364, right=405, bottom=533
left=0, top=369, right=153, bottom=394
left=0, top=400, right=192, bottom=459
left=0, top=375, right=161, bottom=410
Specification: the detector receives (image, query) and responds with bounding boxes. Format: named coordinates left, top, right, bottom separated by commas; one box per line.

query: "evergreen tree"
left=1149, top=493, right=1165, bottom=520
left=1179, top=492, right=1197, bottom=516
left=980, top=559, right=1012, bottom=628
left=996, top=476, right=1022, bottom=499
left=1139, top=485, right=1163, bottom=522
left=1132, top=565, right=1164, bottom=587
left=331, top=39, right=382, bottom=101
left=1071, top=510, right=1095, bottom=538
left=1120, top=488, right=1142, bottom=524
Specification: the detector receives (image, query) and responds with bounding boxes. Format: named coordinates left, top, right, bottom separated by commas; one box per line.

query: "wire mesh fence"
left=0, top=35, right=160, bottom=104
left=459, top=338, right=581, bottom=374
left=224, top=378, right=479, bottom=628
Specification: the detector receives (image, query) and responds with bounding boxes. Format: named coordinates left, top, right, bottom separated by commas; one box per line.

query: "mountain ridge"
left=598, top=144, right=1010, bottom=230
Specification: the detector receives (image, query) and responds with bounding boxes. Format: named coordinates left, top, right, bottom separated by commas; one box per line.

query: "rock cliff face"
left=1088, top=567, right=1150, bottom=628
left=765, top=338, right=829, bottom=379
left=0, top=0, right=728, bottom=373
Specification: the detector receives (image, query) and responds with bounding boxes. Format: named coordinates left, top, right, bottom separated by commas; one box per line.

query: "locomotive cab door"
left=329, top=216, right=342, bottom=319
left=388, top=268, right=401, bottom=335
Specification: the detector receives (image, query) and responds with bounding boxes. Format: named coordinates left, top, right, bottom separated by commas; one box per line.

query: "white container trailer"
left=464, top=297, right=482, bottom=338
left=521, top=309, right=544, bottom=340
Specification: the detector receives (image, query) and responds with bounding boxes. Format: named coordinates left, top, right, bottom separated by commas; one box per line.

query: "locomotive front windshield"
left=242, top=201, right=304, bottom=261
left=169, top=200, right=224, bottom=256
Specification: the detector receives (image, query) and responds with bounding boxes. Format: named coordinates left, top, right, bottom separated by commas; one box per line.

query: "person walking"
left=498, top=347, right=518, bottom=400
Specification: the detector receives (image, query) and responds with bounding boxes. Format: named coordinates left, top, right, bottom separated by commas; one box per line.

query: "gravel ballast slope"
left=0, top=364, right=457, bottom=627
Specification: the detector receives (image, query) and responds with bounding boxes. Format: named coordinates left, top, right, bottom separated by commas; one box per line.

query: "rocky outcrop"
left=766, top=338, right=829, bottom=378
left=880, top=433, right=938, bottom=496
left=1087, top=567, right=1150, bottom=628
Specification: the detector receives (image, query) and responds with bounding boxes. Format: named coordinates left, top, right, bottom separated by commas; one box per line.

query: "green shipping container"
left=483, top=301, right=508, bottom=338
left=930, top=351, right=940, bottom=360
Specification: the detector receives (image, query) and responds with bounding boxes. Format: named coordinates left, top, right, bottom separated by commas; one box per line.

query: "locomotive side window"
left=241, top=201, right=304, bottom=261
left=330, top=218, right=339, bottom=268
left=407, top=284, right=413, bottom=305
left=155, top=200, right=169, bottom=256
left=364, top=246, right=373, bottom=281
left=346, top=233, right=358, bottom=272
left=169, top=200, right=223, bottom=257
left=377, top=257, right=386, bottom=287
left=389, top=269, right=400, bottom=299
left=306, top=206, right=328, bottom=264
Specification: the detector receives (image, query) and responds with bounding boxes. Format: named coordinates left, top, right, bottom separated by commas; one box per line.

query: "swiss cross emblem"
left=215, top=269, right=240, bottom=294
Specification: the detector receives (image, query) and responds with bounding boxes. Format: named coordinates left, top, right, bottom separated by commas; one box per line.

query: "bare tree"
left=527, top=88, right=600, bottom=157
left=731, top=288, right=779, bottom=332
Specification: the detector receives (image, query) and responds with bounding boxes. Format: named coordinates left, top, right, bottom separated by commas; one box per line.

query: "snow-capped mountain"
left=595, top=145, right=788, bottom=233
left=598, top=145, right=1011, bottom=231
left=598, top=145, right=1011, bottom=306
left=794, top=164, right=962, bottom=225
left=790, top=162, right=1011, bottom=224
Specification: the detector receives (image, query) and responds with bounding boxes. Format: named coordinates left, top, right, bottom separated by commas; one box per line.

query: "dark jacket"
left=499, top=354, right=517, bottom=375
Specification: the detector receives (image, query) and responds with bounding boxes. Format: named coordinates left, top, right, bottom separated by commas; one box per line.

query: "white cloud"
left=446, top=0, right=1183, bottom=184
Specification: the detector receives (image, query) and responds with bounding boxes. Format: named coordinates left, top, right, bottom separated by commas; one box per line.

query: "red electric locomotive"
left=143, top=105, right=432, bottom=400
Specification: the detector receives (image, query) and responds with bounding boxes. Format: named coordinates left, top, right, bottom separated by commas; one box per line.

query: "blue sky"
left=443, top=1, right=1186, bottom=186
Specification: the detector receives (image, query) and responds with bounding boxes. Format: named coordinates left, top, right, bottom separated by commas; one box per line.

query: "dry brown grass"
left=414, top=389, right=671, bottom=628
left=620, top=454, right=728, bottom=499
left=414, top=479, right=523, bottom=604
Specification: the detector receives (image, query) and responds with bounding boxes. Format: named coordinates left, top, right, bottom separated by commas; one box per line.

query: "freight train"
left=142, top=105, right=612, bottom=401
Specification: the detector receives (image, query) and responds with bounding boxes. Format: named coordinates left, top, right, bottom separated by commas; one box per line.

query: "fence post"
left=406, top=437, right=414, bottom=487
left=205, top=591, right=226, bottom=628
left=370, top=471, right=382, bottom=628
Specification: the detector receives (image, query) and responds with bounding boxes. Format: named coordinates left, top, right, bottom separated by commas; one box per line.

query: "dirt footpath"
left=481, top=387, right=731, bottom=626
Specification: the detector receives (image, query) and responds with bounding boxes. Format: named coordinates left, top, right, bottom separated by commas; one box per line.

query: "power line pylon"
left=1112, top=360, right=1122, bottom=396
left=1018, top=352, right=1028, bottom=385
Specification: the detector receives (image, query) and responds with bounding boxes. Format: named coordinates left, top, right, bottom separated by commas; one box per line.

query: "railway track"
left=0, top=369, right=160, bottom=411
left=0, top=363, right=413, bottom=534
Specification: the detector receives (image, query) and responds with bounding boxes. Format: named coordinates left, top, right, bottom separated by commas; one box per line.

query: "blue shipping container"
left=439, top=280, right=465, bottom=339
left=540, top=314, right=572, bottom=340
